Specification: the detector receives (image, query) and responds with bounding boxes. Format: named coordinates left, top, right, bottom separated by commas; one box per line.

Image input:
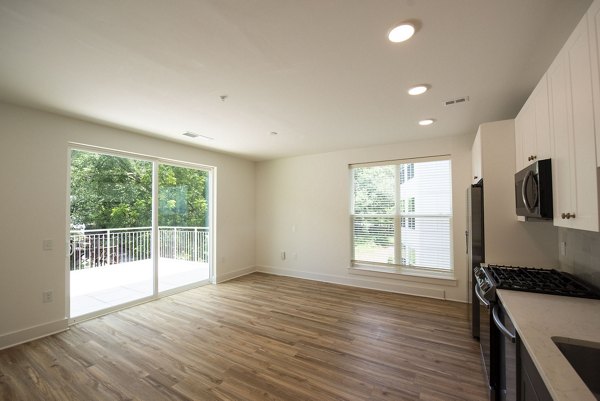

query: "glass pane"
left=401, top=217, right=452, bottom=269
left=351, top=158, right=453, bottom=271
left=353, top=216, right=395, bottom=264
left=352, top=166, right=395, bottom=214
left=400, top=160, right=452, bottom=215
left=69, top=150, right=153, bottom=317
left=158, top=164, right=210, bottom=292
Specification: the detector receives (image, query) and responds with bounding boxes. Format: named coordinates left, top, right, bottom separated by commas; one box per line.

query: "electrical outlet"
left=42, top=290, right=54, bottom=303
left=559, top=242, right=567, bottom=257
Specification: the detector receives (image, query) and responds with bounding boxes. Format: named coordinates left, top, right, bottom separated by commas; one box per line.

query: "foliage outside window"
left=351, top=158, right=453, bottom=271
left=70, top=150, right=208, bottom=229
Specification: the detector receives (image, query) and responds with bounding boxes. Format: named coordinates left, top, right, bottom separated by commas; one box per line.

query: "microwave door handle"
left=474, top=284, right=491, bottom=309
left=522, top=170, right=535, bottom=213
left=492, top=305, right=517, bottom=343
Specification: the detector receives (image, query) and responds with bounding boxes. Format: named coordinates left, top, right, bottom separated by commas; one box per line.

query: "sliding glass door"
left=69, top=149, right=212, bottom=319
left=69, top=150, right=154, bottom=317
left=158, top=164, right=211, bottom=292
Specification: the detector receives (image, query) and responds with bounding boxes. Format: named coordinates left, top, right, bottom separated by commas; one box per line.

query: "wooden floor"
left=0, top=273, right=487, bottom=401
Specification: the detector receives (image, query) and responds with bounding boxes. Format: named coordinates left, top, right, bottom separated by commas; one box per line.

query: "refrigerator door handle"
left=465, top=230, right=469, bottom=253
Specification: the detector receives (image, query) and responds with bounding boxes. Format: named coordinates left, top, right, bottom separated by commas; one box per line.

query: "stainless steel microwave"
left=515, top=159, right=553, bottom=219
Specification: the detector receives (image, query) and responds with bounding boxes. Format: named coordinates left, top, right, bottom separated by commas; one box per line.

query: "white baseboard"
left=256, top=265, right=447, bottom=300
left=0, top=319, right=69, bottom=350
left=217, top=265, right=256, bottom=283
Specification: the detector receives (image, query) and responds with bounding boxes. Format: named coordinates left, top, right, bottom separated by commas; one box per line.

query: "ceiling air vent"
left=444, top=96, right=470, bottom=106
left=182, top=131, right=214, bottom=140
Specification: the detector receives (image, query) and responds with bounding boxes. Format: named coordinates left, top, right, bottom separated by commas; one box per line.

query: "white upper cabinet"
left=588, top=0, right=600, bottom=167
left=514, top=75, right=551, bottom=172
left=533, top=78, right=552, bottom=162
left=547, top=16, right=599, bottom=231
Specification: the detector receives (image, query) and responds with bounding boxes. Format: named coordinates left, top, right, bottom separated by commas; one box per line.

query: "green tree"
left=70, top=151, right=208, bottom=229
left=158, top=164, right=208, bottom=227
left=352, top=165, right=395, bottom=247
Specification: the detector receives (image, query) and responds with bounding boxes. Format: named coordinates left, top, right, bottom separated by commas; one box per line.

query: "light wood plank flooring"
left=0, top=273, right=487, bottom=400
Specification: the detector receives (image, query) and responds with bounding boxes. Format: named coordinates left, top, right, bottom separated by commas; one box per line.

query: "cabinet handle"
left=474, top=176, right=478, bottom=180
left=527, top=156, right=532, bottom=161
left=562, top=213, right=576, bottom=219
left=561, top=212, right=566, bottom=219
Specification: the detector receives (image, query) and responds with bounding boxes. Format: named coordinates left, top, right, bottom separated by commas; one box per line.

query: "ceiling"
left=0, top=0, right=593, bottom=161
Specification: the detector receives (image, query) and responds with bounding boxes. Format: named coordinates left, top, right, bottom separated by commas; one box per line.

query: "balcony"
left=70, top=226, right=209, bottom=317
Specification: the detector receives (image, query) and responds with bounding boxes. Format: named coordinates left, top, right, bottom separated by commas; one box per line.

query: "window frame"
left=349, top=155, right=454, bottom=275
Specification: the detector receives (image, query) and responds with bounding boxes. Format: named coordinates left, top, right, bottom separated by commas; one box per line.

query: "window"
left=351, top=157, right=453, bottom=271
left=406, top=163, right=415, bottom=180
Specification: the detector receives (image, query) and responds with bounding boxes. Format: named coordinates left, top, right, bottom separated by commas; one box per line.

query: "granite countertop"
left=497, top=289, right=600, bottom=401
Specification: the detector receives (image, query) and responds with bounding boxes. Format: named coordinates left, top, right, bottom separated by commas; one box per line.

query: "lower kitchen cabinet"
left=520, top=342, right=552, bottom=401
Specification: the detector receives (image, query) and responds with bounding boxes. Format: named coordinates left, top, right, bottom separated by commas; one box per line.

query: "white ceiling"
left=0, top=0, right=593, bottom=161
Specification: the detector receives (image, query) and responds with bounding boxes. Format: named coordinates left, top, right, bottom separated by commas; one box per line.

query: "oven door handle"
left=474, top=284, right=490, bottom=309
left=492, top=305, right=516, bottom=343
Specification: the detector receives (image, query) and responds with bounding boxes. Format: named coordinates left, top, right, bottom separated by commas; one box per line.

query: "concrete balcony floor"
left=70, top=258, right=209, bottom=317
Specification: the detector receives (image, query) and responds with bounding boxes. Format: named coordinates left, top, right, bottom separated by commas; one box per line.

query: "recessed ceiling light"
left=270, top=131, right=279, bottom=136
left=408, top=85, right=429, bottom=96
left=418, top=119, right=435, bottom=126
left=388, top=23, right=415, bottom=43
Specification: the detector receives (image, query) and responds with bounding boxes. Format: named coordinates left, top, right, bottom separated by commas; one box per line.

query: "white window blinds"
left=351, top=158, right=453, bottom=270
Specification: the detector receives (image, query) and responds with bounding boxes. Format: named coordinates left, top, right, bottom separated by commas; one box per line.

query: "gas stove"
left=475, top=264, right=600, bottom=302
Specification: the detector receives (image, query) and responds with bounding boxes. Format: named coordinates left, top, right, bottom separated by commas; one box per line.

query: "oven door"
left=475, top=284, right=496, bottom=400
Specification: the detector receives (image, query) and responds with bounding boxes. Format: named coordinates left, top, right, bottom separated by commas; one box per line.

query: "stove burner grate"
left=485, top=265, right=600, bottom=299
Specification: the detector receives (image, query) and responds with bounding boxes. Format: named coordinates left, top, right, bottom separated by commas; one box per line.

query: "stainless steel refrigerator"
left=467, top=180, right=484, bottom=339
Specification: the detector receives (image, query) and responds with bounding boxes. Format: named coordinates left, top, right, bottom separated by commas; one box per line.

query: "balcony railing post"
left=106, top=228, right=111, bottom=266
left=194, top=227, right=198, bottom=262
left=174, top=227, right=178, bottom=260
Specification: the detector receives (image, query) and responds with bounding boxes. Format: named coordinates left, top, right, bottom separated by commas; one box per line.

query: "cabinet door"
left=515, top=108, right=526, bottom=172
left=549, top=17, right=599, bottom=231
left=515, top=76, right=550, bottom=172
left=520, top=343, right=553, bottom=401
left=548, top=48, right=575, bottom=228
left=568, top=17, right=599, bottom=231
left=533, top=76, right=551, bottom=160
left=519, top=97, right=537, bottom=167
left=588, top=0, right=600, bottom=167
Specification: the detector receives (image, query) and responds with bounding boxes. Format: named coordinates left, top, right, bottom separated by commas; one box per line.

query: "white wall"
left=479, top=120, right=558, bottom=268
left=255, top=134, right=474, bottom=302
left=0, top=102, right=255, bottom=348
